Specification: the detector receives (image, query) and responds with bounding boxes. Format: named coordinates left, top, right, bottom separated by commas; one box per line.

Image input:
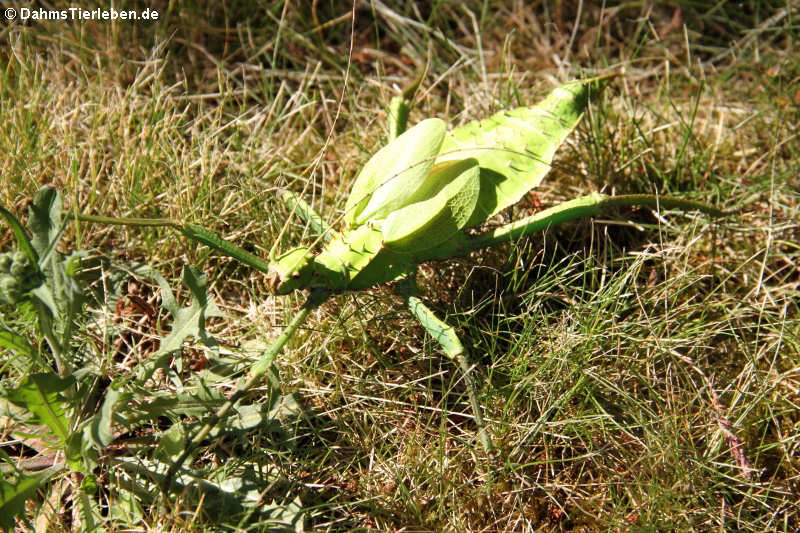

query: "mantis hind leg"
left=398, top=274, right=494, bottom=453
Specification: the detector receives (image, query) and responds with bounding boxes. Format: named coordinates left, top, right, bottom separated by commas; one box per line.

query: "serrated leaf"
left=266, top=496, right=307, bottom=533
left=6, top=373, right=83, bottom=471
left=0, top=324, right=37, bottom=359
left=7, top=373, right=73, bottom=442
left=66, top=431, right=91, bottom=473
left=75, top=482, right=103, bottom=532
left=113, top=457, right=265, bottom=514
left=119, top=263, right=179, bottom=315
left=112, top=387, right=224, bottom=431
left=200, top=395, right=303, bottom=443
left=147, top=266, right=224, bottom=375
left=113, top=457, right=307, bottom=523
left=436, top=79, right=601, bottom=227
left=81, top=387, right=123, bottom=450
left=0, top=471, right=50, bottom=530
left=30, top=284, right=59, bottom=321
left=109, top=487, right=143, bottom=524
left=155, top=422, right=187, bottom=461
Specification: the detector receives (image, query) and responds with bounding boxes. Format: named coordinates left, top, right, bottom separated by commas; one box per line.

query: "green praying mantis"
left=74, top=74, right=724, bottom=490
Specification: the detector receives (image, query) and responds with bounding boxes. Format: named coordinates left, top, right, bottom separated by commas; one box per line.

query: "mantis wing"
left=436, top=79, right=602, bottom=228
left=381, top=159, right=480, bottom=254
left=344, top=118, right=446, bottom=226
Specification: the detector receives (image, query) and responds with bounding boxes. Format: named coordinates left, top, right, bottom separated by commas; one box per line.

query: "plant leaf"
left=6, top=373, right=73, bottom=443
left=0, top=325, right=37, bottom=360
left=26, top=187, right=63, bottom=260
left=0, top=204, right=38, bottom=265
left=0, top=471, right=51, bottom=530
left=5, top=373, right=83, bottom=471
left=155, top=422, right=187, bottom=461
left=145, top=266, right=224, bottom=376
left=436, top=79, right=602, bottom=227
left=112, top=457, right=289, bottom=517
left=196, top=394, right=303, bottom=443
left=81, top=387, right=124, bottom=450
left=344, top=118, right=446, bottom=226
left=75, top=481, right=103, bottom=532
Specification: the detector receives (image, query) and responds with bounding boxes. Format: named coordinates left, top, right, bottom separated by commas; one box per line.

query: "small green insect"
left=72, top=73, right=724, bottom=489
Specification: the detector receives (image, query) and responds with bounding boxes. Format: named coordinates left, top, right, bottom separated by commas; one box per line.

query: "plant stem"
left=161, top=289, right=330, bottom=494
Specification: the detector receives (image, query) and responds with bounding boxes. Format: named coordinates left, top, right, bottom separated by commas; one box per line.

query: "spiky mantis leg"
left=277, top=184, right=498, bottom=453
left=278, top=189, right=334, bottom=242
left=388, top=55, right=428, bottom=141
left=423, top=192, right=726, bottom=261
left=75, top=214, right=274, bottom=273
left=397, top=274, right=494, bottom=453
left=77, top=191, right=724, bottom=490
left=386, top=69, right=495, bottom=452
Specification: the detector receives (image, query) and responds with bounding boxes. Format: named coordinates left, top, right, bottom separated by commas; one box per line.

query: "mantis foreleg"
left=397, top=274, right=494, bottom=453
left=388, top=57, right=428, bottom=140
left=75, top=213, right=273, bottom=273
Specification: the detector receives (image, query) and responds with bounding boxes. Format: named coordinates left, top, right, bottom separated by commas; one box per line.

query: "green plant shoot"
left=72, top=74, right=725, bottom=492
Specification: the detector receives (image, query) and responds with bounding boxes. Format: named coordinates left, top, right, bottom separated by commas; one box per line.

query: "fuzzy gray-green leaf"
left=27, top=187, right=63, bottom=260
left=0, top=204, right=38, bottom=266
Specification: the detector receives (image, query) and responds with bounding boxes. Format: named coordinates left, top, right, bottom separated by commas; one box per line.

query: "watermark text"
left=5, top=7, right=159, bottom=22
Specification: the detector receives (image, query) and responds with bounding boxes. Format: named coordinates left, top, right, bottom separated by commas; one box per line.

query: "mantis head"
left=266, top=246, right=315, bottom=295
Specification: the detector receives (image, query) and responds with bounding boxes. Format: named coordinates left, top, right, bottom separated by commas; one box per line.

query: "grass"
left=1, top=1, right=799, bottom=531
